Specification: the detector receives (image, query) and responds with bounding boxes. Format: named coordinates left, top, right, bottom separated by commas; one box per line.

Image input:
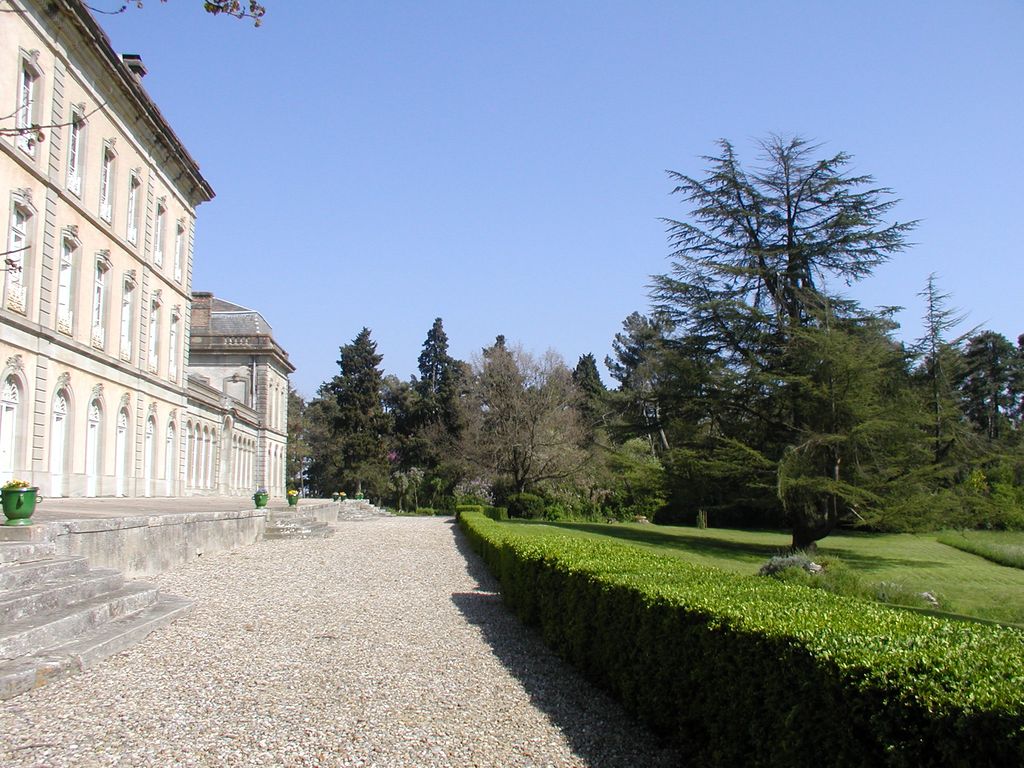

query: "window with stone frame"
left=148, top=295, right=161, bottom=373
left=173, top=220, right=185, bottom=283
left=15, top=53, right=42, bottom=156
left=126, top=171, right=141, bottom=244
left=66, top=107, right=86, bottom=196
left=168, top=310, right=180, bottom=381
left=56, top=228, right=79, bottom=335
left=0, top=375, right=22, bottom=483
left=4, top=191, right=35, bottom=315
left=119, top=276, right=136, bottom=362
left=98, top=142, right=116, bottom=223
left=91, top=253, right=111, bottom=349
left=153, top=200, right=166, bottom=267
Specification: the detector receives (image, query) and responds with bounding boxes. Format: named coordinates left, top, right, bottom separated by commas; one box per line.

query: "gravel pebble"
left=0, top=517, right=682, bottom=767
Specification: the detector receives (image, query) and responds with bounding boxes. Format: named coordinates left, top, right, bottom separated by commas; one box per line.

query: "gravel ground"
left=0, top=517, right=683, bottom=767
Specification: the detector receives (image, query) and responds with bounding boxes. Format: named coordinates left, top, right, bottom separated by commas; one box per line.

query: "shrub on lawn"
left=459, top=511, right=1024, bottom=767
left=484, top=506, right=509, bottom=521
left=506, top=492, right=547, bottom=519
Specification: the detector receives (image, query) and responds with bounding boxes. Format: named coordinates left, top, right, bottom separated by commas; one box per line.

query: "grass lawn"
left=505, top=520, right=1024, bottom=626
left=934, top=529, right=1024, bottom=570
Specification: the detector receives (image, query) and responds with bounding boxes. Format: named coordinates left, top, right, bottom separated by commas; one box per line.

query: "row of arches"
left=0, top=370, right=281, bottom=497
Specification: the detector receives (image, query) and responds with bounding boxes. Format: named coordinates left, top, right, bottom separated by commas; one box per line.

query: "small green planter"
left=2, top=487, right=40, bottom=526
left=287, top=495, right=299, bottom=507
left=253, top=492, right=269, bottom=508
left=331, top=493, right=340, bottom=502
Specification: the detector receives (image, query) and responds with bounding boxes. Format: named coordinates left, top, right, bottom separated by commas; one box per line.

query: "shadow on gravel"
left=447, top=523, right=683, bottom=768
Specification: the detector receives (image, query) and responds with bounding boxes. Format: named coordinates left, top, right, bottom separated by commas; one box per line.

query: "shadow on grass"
left=446, top=522, right=682, bottom=768
left=549, top=522, right=778, bottom=561
left=535, top=521, right=950, bottom=572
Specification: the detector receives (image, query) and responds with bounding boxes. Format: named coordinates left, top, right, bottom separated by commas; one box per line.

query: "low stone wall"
left=45, top=509, right=266, bottom=578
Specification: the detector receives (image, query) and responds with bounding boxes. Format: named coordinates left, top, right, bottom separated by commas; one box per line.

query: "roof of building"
left=57, top=0, right=215, bottom=204
left=208, top=299, right=274, bottom=336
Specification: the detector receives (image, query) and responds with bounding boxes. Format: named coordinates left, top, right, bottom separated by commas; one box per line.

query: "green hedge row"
left=458, top=512, right=1024, bottom=767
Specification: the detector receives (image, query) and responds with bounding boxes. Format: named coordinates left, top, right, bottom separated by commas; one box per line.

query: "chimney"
left=121, top=54, right=147, bottom=80
left=191, top=292, right=213, bottom=330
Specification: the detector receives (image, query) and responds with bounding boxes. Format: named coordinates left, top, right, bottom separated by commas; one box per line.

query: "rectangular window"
left=148, top=300, right=160, bottom=373
left=169, top=313, right=180, bottom=380
left=91, top=261, right=108, bottom=349
left=153, top=203, right=165, bottom=267
left=5, top=206, right=29, bottom=314
left=120, top=281, right=134, bottom=361
left=98, top=146, right=115, bottom=222
left=126, top=173, right=141, bottom=245
left=15, top=62, right=37, bottom=155
left=67, top=111, right=84, bottom=195
left=173, top=222, right=184, bottom=282
left=56, top=238, right=74, bottom=334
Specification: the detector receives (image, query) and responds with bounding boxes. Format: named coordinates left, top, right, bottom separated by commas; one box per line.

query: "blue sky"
left=99, top=1, right=1023, bottom=399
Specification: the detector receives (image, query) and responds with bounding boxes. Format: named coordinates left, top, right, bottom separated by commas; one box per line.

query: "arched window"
left=0, top=376, right=22, bottom=483
left=192, top=423, right=201, bottom=489
left=85, top=399, right=102, bottom=497
left=114, top=407, right=130, bottom=497
left=164, top=421, right=176, bottom=496
left=143, top=416, right=155, bottom=497
left=50, top=388, right=70, bottom=496
left=184, top=420, right=193, bottom=488
left=209, top=428, right=218, bottom=490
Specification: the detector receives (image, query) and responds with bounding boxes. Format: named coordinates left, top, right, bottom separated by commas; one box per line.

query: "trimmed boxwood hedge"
left=458, top=512, right=1024, bottom=767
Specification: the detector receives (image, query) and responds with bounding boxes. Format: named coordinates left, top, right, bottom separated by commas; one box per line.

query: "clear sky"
left=97, top=0, right=1023, bottom=399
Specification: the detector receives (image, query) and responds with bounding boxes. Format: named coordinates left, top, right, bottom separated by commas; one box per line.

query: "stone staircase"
left=337, top=499, right=391, bottom=521
left=261, top=499, right=390, bottom=539
left=0, top=540, right=192, bottom=700
left=263, top=509, right=335, bottom=540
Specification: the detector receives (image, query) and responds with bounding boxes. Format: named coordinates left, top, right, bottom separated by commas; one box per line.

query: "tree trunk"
left=790, top=499, right=838, bottom=551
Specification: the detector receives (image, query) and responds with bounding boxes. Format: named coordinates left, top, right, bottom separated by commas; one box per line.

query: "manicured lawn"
left=935, top=529, right=1024, bottom=570
left=506, top=520, right=1024, bottom=626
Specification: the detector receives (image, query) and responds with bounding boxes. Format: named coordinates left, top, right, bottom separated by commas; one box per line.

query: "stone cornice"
left=48, top=0, right=215, bottom=204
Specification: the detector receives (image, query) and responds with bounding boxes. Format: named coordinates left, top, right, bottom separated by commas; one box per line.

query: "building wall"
left=0, top=1, right=290, bottom=499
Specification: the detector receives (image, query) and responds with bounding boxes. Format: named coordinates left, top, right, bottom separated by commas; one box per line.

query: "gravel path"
left=0, top=517, right=683, bottom=767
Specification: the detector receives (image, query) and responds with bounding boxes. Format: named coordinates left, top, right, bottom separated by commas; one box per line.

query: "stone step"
left=0, top=593, right=193, bottom=701
left=0, top=581, right=161, bottom=661
left=0, top=555, right=90, bottom=591
left=0, top=541, right=57, bottom=564
left=0, top=568, right=125, bottom=625
left=264, top=517, right=335, bottom=540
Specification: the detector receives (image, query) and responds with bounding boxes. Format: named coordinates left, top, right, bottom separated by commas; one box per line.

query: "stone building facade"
left=0, top=0, right=290, bottom=497
left=186, top=293, right=293, bottom=498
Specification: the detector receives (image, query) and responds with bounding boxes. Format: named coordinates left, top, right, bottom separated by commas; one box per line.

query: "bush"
left=484, top=506, right=509, bottom=521
left=458, top=511, right=1024, bottom=767
left=456, top=504, right=484, bottom=521
left=506, top=492, right=547, bottom=519
left=760, top=553, right=940, bottom=609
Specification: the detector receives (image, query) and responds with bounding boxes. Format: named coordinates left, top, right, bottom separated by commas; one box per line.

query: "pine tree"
left=414, top=317, right=464, bottom=436
left=650, top=136, right=917, bottom=548
left=914, top=274, right=970, bottom=463
left=605, top=312, right=674, bottom=452
left=334, top=327, right=387, bottom=496
left=960, top=331, right=1017, bottom=441
left=571, top=353, right=607, bottom=438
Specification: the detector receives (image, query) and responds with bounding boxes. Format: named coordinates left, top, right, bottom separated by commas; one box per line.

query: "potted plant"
left=252, top=487, right=269, bottom=508
left=339, top=491, right=347, bottom=502
left=331, top=492, right=339, bottom=501
left=2, top=479, right=41, bottom=526
left=287, top=489, right=299, bottom=507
